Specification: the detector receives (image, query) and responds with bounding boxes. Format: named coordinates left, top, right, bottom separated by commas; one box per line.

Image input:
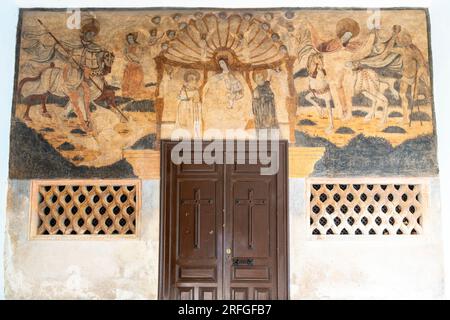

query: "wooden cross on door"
left=181, top=188, right=213, bottom=249
left=236, top=189, right=266, bottom=249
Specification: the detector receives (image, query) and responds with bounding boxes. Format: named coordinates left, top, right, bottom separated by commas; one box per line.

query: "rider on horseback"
left=55, top=18, right=104, bottom=132
left=20, top=17, right=111, bottom=132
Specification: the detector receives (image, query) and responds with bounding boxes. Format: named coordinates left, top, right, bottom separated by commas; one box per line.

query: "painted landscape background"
left=9, top=8, right=437, bottom=178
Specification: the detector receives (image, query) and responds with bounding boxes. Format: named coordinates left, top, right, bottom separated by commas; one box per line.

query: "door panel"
left=178, top=180, right=218, bottom=259
left=174, top=175, right=223, bottom=299
left=232, top=266, right=270, bottom=280
left=162, top=143, right=224, bottom=300
left=178, top=287, right=194, bottom=300
left=231, top=287, right=248, bottom=300
left=254, top=288, right=271, bottom=300
left=160, top=141, right=288, bottom=300
left=224, top=163, right=278, bottom=300
left=178, top=267, right=216, bottom=281
left=199, top=287, right=217, bottom=300
left=231, top=180, right=271, bottom=258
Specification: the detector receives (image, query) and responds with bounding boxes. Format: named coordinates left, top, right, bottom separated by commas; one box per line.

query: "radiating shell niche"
left=161, top=12, right=286, bottom=69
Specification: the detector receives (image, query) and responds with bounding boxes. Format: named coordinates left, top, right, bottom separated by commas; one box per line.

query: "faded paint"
left=4, top=178, right=444, bottom=299
left=3, top=7, right=444, bottom=299
left=4, top=180, right=160, bottom=299
left=9, top=8, right=438, bottom=180
left=289, top=178, right=444, bottom=299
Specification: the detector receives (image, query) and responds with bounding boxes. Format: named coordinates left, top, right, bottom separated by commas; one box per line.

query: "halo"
left=397, top=30, right=412, bottom=47
left=161, top=13, right=286, bottom=69
left=252, top=69, right=268, bottom=82
left=336, top=18, right=360, bottom=39
left=213, top=49, right=236, bottom=67
left=81, top=18, right=100, bottom=36
left=126, top=32, right=139, bottom=43
left=183, top=69, right=201, bottom=82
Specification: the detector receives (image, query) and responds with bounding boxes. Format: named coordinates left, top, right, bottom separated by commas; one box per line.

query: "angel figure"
left=298, top=18, right=363, bottom=121
left=122, top=32, right=148, bottom=99
left=298, top=18, right=402, bottom=127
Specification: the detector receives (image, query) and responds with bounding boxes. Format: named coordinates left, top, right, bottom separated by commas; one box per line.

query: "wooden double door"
left=159, top=141, right=288, bottom=300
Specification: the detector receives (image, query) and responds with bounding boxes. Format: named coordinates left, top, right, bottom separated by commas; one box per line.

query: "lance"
left=37, top=19, right=129, bottom=122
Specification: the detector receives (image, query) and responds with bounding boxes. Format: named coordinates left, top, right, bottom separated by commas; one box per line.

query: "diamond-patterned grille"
left=309, top=184, right=424, bottom=235
left=33, top=181, right=139, bottom=236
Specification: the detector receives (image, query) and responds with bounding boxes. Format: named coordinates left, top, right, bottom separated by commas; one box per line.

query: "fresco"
left=9, top=8, right=437, bottom=179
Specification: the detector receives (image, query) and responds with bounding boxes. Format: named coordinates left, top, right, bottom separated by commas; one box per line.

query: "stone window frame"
left=28, top=179, right=142, bottom=240
left=305, top=177, right=430, bottom=240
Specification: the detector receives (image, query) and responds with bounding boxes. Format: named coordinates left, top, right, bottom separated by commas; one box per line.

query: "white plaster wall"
left=4, top=177, right=444, bottom=299
left=2, top=0, right=450, bottom=300
left=289, top=178, right=444, bottom=299
left=4, top=180, right=160, bottom=299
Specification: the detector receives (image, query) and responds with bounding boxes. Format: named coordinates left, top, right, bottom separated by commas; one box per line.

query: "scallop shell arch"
left=162, top=13, right=287, bottom=69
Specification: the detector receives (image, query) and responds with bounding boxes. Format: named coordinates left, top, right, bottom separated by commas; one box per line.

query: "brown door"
left=159, top=141, right=288, bottom=300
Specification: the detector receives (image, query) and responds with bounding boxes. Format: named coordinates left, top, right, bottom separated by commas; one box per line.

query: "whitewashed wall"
left=289, top=178, right=444, bottom=299
left=5, top=180, right=160, bottom=299
left=4, top=178, right=444, bottom=299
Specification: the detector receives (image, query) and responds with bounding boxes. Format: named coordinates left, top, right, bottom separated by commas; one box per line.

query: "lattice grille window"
left=308, top=183, right=425, bottom=235
left=30, top=180, right=140, bottom=236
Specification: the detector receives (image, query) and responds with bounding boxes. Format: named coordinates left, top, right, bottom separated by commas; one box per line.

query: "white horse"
left=303, top=52, right=335, bottom=134
left=18, top=51, right=116, bottom=132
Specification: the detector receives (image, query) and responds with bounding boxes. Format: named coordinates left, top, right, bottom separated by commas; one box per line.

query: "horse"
left=17, top=50, right=117, bottom=131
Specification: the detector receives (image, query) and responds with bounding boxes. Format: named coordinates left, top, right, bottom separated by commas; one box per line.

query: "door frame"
left=158, top=139, right=289, bottom=299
